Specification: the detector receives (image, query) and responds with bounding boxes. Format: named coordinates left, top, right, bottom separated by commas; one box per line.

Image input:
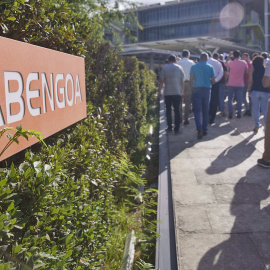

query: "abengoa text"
left=0, top=71, right=83, bottom=126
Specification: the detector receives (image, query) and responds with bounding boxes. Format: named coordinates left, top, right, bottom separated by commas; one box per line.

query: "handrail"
left=155, top=97, right=178, bottom=270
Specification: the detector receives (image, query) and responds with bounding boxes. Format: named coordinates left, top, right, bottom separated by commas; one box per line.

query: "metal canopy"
left=123, top=35, right=261, bottom=56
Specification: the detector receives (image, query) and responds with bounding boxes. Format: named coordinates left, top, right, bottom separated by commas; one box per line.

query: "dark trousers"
left=165, top=95, right=181, bottom=131
left=192, top=87, right=211, bottom=131
left=209, top=82, right=220, bottom=122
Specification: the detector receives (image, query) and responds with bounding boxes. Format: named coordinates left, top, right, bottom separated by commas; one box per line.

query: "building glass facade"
left=124, top=0, right=264, bottom=51
left=138, top=0, right=227, bottom=29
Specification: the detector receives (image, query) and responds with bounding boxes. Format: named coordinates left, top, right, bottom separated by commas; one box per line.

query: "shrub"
left=0, top=0, right=158, bottom=268
left=85, top=40, right=156, bottom=152
left=0, top=106, right=150, bottom=269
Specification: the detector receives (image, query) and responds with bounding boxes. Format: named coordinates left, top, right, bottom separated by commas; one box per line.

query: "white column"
left=150, top=54, right=154, bottom=71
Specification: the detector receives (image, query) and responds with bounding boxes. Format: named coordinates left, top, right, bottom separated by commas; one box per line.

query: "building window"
left=129, top=0, right=247, bottom=44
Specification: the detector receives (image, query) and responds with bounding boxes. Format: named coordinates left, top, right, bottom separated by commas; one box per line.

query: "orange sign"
left=0, top=37, right=86, bottom=161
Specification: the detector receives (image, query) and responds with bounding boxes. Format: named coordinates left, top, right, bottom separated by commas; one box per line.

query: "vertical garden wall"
left=0, top=0, right=158, bottom=269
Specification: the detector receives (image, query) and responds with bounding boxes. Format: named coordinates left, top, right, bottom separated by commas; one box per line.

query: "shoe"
left=244, top=110, right=251, bottom=116
left=257, top=158, right=270, bottom=168
left=203, top=131, right=207, bottom=136
left=253, top=127, right=259, bottom=133
left=209, top=118, right=214, bottom=124
left=174, top=130, right=181, bottom=134
left=165, top=127, right=172, bottom=132
left=237, top=115, right=241, bottom=119
left=184, top=120, right=189, bottom=125
left=229, top=113, right=233, bottom=119
left=221, top=112, right=226, bottom=117
left=197, top=130, right=203, bottom=139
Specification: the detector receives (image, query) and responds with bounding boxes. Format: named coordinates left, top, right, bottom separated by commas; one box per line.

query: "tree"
left=0, top=0, right=137, bottom=56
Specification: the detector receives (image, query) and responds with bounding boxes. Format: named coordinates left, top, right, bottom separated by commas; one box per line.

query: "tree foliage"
left=0, top=0, right=157, bottom=268
left=0, top=0, right=138, bottom=56
left=0, top=108, right=149, bottom=269
left=84, top=39, right=156, bottom=151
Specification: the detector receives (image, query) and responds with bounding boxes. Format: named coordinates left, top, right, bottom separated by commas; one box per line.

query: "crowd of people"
left=157, top=49, right=270, bottom=168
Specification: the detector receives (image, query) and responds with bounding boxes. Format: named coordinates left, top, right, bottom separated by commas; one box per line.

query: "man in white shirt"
left=261, top=52, right=270, bottom=66
left=177, top=50, right=194, bottom=125
left=206, top=51, right=224, bottom=124
left=258, top=61, right=270, bottom=168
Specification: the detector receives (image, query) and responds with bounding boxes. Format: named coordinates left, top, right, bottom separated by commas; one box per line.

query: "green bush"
left=85, top=41, right=156, bottom=152
left=0, top=0, right=91, bottom=55
left=0, top=0, right=158, bottom=268
left=0, top=106, right=150, bottom=269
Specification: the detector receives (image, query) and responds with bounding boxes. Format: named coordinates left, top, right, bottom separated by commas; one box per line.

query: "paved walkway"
left=167, top=103, right=270, bottom=270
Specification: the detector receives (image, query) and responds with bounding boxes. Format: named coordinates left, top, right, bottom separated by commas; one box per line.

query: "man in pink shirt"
left=226, top=50, right=248, bottom=118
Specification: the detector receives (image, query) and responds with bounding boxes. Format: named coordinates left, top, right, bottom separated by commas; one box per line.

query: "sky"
left=129, top=0, right=164, bottom=5
left=115, top=0, right=165, bottom=9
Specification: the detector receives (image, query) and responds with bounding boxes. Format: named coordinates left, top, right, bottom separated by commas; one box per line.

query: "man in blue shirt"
left=190, top=53, right=216, bottom=139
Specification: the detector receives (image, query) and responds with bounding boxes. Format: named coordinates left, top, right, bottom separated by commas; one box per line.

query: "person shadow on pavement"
left=197, top=166, right=270, bottom=270
left=205, top=133, right=263, bottom=175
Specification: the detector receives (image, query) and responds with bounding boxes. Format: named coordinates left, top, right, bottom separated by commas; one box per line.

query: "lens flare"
left=219, top=2, right=244, bottom=29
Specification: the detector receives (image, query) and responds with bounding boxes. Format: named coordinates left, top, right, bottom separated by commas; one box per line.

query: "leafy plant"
left=135, top=259, right=155, bottom=270
left=0, top=103, right=158, bottom=269
left=0, top=124, right=46, bottom=158
left=0, top=0, right=158, bottom=268
left=0, top=0, right=140, bottom=57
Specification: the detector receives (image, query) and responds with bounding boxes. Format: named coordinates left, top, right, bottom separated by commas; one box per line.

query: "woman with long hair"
left=248, top=55, right=270, bottom=133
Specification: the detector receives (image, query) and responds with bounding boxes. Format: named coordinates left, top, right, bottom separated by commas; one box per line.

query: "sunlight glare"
left=219, top=2, right=244, bottom=29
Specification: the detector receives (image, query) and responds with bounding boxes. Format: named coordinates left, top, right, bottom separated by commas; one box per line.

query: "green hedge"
left=0, top=106, right=148, bottom=269
left=85, top=41, right=156, bottom=151
left=0, top=0, right=158, bottom=268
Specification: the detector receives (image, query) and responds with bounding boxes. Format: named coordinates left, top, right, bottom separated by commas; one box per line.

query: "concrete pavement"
left=166, top=105, right=270, bottom=270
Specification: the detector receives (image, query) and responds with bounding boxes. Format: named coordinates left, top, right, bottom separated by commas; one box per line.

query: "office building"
left=122, top=0, right=267, bottom=69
